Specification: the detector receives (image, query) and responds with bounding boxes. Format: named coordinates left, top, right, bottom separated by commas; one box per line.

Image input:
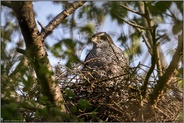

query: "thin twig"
left=37, top=21, right=44, bottom=29
left=16, top=48, right=26, bottom=54
left=119, top=4, right=144, bottom=16
left=154, top=106, right=170, bottom=118
left=113, top=12, right=154, bottom=30
left=156, top=34, right=167, bottom=41
left=77, top=112, right=97, bottom=117
left=136, top=27, right=152, bottom=54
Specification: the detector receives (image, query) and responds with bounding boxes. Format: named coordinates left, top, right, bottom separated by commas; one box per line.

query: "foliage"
left=1, top=1, right=183, bottom=122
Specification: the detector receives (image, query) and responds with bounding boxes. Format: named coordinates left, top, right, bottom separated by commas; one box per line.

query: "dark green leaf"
left=78, top=99, right=91, bottom=111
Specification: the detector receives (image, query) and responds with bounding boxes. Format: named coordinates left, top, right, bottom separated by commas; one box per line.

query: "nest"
left=56, top=63, right=183, bottom=122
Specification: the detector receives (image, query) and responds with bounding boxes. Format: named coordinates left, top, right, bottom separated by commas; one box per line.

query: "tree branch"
left=138, top=1, right=153, bottom=47
left=137, top=2, right=168, bottom=98
left=156, top=43, right=163, bottom=77
left=156, top=42, right=168, bottom=77
left=149, top=34, right=183, bottom=105
left=141, top=27, right=157, bottom=98
left=2, top=94, right=45, bottom=111
left=8, top=56, right=29, bottom=79
left=136, top=27, right=152, bottom=54
left=136, top=2, right=158, bottom=97
left=40, top=1, right=86, bottom=39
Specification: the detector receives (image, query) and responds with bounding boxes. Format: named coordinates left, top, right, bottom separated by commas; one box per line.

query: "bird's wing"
left=110, top=45, right=124, bottom=60
left=84, top=50, right=95, bottom=62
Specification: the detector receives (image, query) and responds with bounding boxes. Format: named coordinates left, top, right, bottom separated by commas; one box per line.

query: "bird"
left=82, top=32, right=129, bottom=87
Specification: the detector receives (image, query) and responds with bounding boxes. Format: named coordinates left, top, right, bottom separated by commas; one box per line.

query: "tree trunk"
left=11, top=1, right=67, bottom=112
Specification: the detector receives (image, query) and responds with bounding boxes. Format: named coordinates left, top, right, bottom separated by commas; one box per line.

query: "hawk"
left=82, top=32, right=129, bottom=86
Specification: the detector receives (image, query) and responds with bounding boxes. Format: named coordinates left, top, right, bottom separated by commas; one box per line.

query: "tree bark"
left=10, top=1, right=67, bottom=112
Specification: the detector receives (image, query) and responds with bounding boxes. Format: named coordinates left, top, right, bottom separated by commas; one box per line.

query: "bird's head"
left=91, top=32, right=114, bottom=47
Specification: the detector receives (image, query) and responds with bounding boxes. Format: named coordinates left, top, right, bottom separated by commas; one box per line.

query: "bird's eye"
left=100, top=35, right=107, bottom=41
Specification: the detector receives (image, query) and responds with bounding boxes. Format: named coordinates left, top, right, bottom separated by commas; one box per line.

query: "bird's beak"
left=91, top=36, right=99, bottom=44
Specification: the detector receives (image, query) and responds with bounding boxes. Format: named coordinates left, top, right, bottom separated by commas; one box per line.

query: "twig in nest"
left=154, top=106, right=170, bottom=118
left=77, top=112, right=97, bottom=118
